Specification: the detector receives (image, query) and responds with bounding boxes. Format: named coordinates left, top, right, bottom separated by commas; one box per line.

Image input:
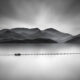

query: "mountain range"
left=0, top=28, right=78, bottom=43
left=66, top=34, right=80, bottom=43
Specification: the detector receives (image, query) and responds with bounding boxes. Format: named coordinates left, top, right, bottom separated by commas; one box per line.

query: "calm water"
left=0, top=43, right=80, bottom=80
left=0, top=43, right=80, bottom=55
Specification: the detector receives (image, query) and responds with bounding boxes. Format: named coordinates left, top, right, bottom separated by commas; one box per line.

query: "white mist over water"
left=0, top=43, right=80, bottom=55
left=0, top=44, right=80, bottom=80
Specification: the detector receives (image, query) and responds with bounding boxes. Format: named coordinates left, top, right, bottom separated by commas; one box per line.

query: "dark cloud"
left=0, top=0, right=80, bottom=18
left=65, top=0, right=80, bottom=16
left=0, top=0, right=15, bottom=17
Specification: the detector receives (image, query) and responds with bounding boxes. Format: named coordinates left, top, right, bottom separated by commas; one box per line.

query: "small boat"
left=14, top=53, right=21, bottom=56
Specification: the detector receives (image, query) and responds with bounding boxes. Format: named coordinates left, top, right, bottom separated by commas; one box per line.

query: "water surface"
left=0, top=43, right=80, bottom=55
left=0, top=43, right=80, bottom=80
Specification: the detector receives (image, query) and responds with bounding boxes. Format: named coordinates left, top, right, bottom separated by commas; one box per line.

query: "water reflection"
left=0, top=43, right=80, bottom=55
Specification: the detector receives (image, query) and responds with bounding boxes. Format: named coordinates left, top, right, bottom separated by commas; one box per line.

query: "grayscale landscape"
left=0, top=28, right=80, bottom=80
left=0, top=0, right=80, bottom=80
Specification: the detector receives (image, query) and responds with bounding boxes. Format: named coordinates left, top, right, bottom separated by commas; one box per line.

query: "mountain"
left=11, top=28, right=72, bottom=43
left=66, top=34, right=80, bottom=43
left=11, top=28, right=41, bottom=39
left=40, top=28, right=72, bottom=43
left=0, top=29, right=26, bottom=42
left=0, top=28, right=72, bottom=43
left=1, top=38, right=57, bottom=43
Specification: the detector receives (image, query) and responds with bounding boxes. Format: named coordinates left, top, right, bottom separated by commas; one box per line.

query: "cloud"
left=0, top=0, right=80, bottom=35
left=0, top=0, right=15, bottom=17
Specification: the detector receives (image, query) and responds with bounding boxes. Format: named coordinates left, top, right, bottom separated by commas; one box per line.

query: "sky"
left=0, top=0, right=80, bottom=35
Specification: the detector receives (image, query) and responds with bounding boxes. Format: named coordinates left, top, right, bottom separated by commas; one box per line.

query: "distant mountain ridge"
left=66, top=34, right=80, bottom=43
left=0, top=28, right=73, bottom=43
